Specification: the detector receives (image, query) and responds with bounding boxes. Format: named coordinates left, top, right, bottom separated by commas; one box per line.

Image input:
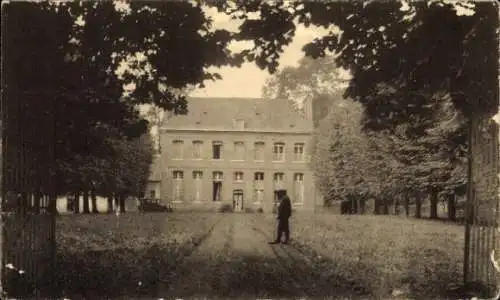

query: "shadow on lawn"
left=54, top=248, right=355, bottom=299
left=290, top=241, right=470, bottom=300
left=52, top=243, right=471, bottom=300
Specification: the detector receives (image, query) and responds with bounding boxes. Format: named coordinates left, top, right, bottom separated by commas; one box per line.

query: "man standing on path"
left=269, top=190, right=292, bottom=245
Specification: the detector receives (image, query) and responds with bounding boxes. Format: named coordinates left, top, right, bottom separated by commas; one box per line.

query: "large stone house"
left=155, top=97, right=323, bottom=212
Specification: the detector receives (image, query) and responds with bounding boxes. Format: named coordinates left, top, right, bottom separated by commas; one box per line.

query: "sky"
left=112, top=0, right=475, bottom=101
left=189, top=5, right=343, bottom=99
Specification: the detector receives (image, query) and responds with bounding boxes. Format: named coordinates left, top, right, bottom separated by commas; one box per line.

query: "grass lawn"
left=53, top=211, right=472, bottom=299
left=262, top=213, right=467, bottom=299
left=55, top=212, right=222, bottom=299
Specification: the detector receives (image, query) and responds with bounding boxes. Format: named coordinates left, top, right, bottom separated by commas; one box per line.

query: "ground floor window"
left=294, top=173, right=304, bottom=204
left=253, top=188, right=264, bottom=203
left=194, top=180, right=202, bottom=202
left=213, top=181, right=222, bottom=202
left=193, top=171, right=203, bottom=202
left=173, top=181, right=184, bottom=202
left=173, top=171, right=184, bottom=202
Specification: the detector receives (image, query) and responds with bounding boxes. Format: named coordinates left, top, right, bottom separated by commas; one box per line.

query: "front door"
left=233, top=190, right=244, bottom=212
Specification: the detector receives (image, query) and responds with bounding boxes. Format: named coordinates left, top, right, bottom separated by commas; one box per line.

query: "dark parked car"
left=138, top=198, right=172, bottom=212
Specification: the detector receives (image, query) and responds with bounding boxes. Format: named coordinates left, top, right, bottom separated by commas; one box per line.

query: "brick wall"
left=158, top=129, right=319, bottom=212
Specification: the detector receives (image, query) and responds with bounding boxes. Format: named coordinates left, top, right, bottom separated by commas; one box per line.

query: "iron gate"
left=464, top=115, right=500, bottom=296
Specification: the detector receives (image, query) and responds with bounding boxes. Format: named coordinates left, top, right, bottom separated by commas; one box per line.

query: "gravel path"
left=164, top=214, right=312, bottom=299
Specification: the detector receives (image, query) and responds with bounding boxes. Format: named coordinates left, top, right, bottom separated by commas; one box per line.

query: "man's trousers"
left=276, top=218, right=290, bottom=243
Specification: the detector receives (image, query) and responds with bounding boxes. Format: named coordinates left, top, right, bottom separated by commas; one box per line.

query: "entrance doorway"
left=233, top=189, right=244, bottom=212
left=213, top=182, right=222, bottom=202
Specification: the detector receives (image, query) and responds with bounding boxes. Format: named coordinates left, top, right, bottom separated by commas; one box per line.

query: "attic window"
left=234, top=119, right=246, bottom=130
left=196, top=121, right=201, bottom=125
left=290, top=124, right=295, bottom=128
left=203, top=111, right=207, bottom=115
left=255, top=112, right=261, bottom=116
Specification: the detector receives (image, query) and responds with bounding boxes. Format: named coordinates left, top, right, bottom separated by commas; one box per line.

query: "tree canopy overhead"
left=4, top=1, right=224, bottom=198
left=210, top=0, right=499, bottom=131
left=2, top=0, right=497, bottom=202
left=6, top=0, right=498, bottom=130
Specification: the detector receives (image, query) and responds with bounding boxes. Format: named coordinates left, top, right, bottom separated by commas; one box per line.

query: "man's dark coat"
left=277, top=195, right=292, bottom=220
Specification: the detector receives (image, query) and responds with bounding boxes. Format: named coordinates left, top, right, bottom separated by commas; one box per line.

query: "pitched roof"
left=148, top=155, right=161, bottom=181
left=161, top=97, right=312, bottom=133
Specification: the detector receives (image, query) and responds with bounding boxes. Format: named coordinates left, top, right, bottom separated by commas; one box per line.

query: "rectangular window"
left=234, top=119, right=246, bottom=130
left=273, top=142, right=285, bottom=161
left=273, top=172, right=284, bottom=182
left=293, top=143, right=305, bottom=161
left=172, top=170, right=184, bottom=201
left=253, top=172, right=264, bottom=203
left=193, top=171, right=203, bottom=179
left=254, top=188, right=264, bottom=203
left=193, top=171, right=203, bottom=202
left=233, top=142, right=245, bottom=161
left=212, top=141, right=223, bottom=159
left=254, top=142, right=265, bottom=161
left=172, top=140, right=184, bottom=159
left=294, top=173, right=304, bottom=204
left=234, top=171, right=244, bottom=182
left=212, top=183, right=222, bottom=202
left=192, top=140, right=203, bottom=159
left=173, top=170, right=184, bottom=179
left=294, top=173, right=304, bottom=181
left=274, top=172, right=285, bottom=189
left=213, top=171, right=223, bottom=181
left=149, top=190, right=156, bottom=199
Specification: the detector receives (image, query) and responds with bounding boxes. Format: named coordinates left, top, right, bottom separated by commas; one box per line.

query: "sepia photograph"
left=1, top=0, right=499, bottom=299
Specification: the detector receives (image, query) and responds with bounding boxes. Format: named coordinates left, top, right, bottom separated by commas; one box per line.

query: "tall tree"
left=311, top=99, right=399, bottom=206
left=3, top=1, right=242, bottom=203
left=266, top=53, right=469, bottom=217
left=213, top=1, right=498, bottom=128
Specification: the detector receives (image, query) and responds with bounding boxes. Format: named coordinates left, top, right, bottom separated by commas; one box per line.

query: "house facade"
left=156, top=97, right=322, bottom=212
left=145, top=155, right=162, bottom=200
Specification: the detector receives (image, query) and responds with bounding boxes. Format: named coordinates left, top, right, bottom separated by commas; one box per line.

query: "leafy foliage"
left=263, top=51, right=469, bottom=204
left=311, top=96, right=468, bottom=204
left=212, top=1, right=498, bottom=130
left=2, top=1, right=239, bottom=199
left=311, top=99, right=402, bottom=203
left=4, top=1, right=492, bottom=204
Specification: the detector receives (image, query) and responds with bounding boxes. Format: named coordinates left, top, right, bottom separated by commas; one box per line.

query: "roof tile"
left=161, top=97, right=312, bottom=132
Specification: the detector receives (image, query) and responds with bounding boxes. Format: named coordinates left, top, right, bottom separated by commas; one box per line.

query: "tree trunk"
left=430, top=189, right=439, bottom=219
left=82, top=190, right=90, bottom=214
left=114, top=195, right=120, bottom=212
left=404, top=193, right=410, bottom=217
left=447, top=193, right=456, bottom=221
left=34, top=191, right=41, bottom=214
left=383, top=198, right=389, bottom=215
left=91, top=190, right=99, bottom=213
left=119, top=194, right=126, bottom=213
left=65, top=194, right=72, bottom=212
left=394, top=195, right=400, bottom=215
left=107, top=194, right=114, bottom=213
left=49, top=193, right=58, bottom=215
left=352, top=196, right=358, bottom=214
left=374, top=198, right=381, bottom=215
left=74, top=192, right=80, bottom=213
left=415, top=195, right=422, bottom=218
